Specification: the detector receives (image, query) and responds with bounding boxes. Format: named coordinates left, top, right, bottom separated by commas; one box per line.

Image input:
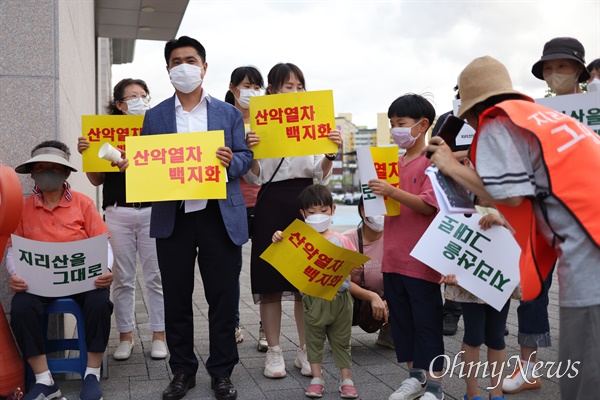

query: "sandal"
left=339, top=379, right=358, bottom=399
left=306, top=377, right=324, bottom=398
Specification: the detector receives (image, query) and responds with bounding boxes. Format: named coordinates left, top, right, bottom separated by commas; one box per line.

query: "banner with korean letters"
left=12, top=234, right=108, bottom=297
left=410, top=212, right=521, bottom=311
left=249, top=90, right=338, bottom=158
left=366, top=145, right=400, bottom=216
left=260, top=219, right=370, bottom=301
left=81, top=115, right=144, bottom=172
left=356, top=146, right=387, bottom=217
left=452, top=91, right=600, bottom=140
left=125, top=131, right=226, bottom=202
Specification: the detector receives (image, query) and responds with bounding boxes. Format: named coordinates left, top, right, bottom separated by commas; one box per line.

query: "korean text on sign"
left=81, top=115, right=144, bottom=173
left=12, top=234, right=108, bottom=297
left=410, top=212, right=520, bottom=311
left=249, top=90, right=338, bottom=159
left=370, top=146, right=401, bottom=216
left=260, top=219, right=370, bottom=301
left=126, top=131, right=226, bottom=203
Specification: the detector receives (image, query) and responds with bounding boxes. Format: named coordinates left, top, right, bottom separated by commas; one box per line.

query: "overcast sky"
left=112, top=0, right=600, bottom=129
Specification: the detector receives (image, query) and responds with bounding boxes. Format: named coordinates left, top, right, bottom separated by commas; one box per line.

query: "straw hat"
left=531, top=37, right=589, bottom=83
left=457, top=56, right=532, bottom=119
left=15, top=146, right=77, bottom=174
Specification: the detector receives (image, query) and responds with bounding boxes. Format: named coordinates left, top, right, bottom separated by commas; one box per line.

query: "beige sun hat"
left=457, top=56, right=533, bottom=119
left=15, top=146, right=77, bottom=174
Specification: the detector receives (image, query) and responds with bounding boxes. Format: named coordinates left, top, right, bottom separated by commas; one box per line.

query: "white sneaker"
left=113, top=340, right=134, bottom=360
left=294, top=345, right=312, bottom=376
left=388, top=378, right=425, bottom=400
left=502, top=360, right=541, bottom=393
left=235, top=326, right=244, bottom=344
left=419, top=392, right=444, bottom=400
left=264, top=345, right=286, bottom=378
left=150, top=340, right=168, bottom=359
left=257, top=323, right=268, bottom=352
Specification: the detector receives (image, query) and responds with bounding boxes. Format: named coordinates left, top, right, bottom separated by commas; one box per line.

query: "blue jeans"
left=517, top=266, right=554, bottom=347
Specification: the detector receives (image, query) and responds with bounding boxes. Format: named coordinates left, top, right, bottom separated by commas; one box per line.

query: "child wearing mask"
left=343, top=197, right=392, bottom=347
left=272, top=184, right=361, bottom=399
left=442, top=202, right=519, bottom=400
left=368, top=93, right=443, bottom=400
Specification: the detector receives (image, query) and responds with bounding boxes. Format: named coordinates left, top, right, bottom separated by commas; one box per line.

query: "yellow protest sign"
left=260, top=219, right=370, bottom=301
left=81, top=115, right=144, bottom=172
left=125, top=131, right=226, bottom=202
left=371, top=146, right=401, bottom=216
left=249, top=90, right=338, bottom=158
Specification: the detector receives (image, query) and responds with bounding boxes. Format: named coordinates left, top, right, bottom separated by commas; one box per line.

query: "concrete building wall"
left=0, top=0, right=105, bottom=313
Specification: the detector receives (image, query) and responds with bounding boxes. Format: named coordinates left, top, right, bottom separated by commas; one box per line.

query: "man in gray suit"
left=140, top=36, right=252, bottom=400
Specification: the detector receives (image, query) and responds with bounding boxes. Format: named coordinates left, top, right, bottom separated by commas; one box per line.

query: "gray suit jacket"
left=141, top=94, right=253, bottom=246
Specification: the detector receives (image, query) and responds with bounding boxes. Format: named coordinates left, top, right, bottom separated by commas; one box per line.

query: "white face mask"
left=305, top=213, right=333, bottom=233
left=124, top=97, right=150, bottom=115
left=544, top=72, right=578, bottom=95
left=169, top=64, right=203, bottom=93
left=390, top=119, right=423, bottom=149
left=236, top=88, right=261, bottom=109
left=364, top=215, right=384, bottom=232
left=587, top=78, right=600, bottom=93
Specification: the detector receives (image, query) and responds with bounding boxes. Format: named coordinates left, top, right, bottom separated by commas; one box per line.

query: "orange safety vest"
left=470, top=99, right=600, bottom=301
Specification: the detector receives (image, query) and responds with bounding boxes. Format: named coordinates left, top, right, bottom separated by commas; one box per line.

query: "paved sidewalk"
left=55, top=237, right=561, bottom=400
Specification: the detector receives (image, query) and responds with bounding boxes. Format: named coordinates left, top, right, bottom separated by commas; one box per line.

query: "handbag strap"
left=357, top=227, right=366, bottom=289
left=254, top=157, right=285, bottom=209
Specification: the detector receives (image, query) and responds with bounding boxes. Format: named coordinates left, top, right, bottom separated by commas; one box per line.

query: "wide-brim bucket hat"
left=532, top=37, right=590, bottom=83
left=457, top=56, right=533, bottom=119
left=15, top=146, right=77, bottom=174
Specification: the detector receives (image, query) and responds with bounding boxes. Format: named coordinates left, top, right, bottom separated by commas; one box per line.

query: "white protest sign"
left=411, top=212, right=520, bottom=311
left=535, top=92, right=600, bottom=134
left=12, top=234, right=108, bottom=297
left=453, top=91, right=600, bottom=134
left=356, top=146, right=387, bottom=217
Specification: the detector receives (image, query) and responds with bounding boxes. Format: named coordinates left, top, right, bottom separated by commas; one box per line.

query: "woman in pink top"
left=342, top=197, right=394, bottom=348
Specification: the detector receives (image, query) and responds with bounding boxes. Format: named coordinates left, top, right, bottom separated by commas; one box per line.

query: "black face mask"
left=32, top=170, right=67, bottom=192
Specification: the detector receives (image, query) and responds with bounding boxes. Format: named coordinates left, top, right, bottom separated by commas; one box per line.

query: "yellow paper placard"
left=371, top=146, right=401, bottom=216
left=81, top=115, right=144, bottom=172
left=125, top=131, right=226, bottom=202
left=249, top=90, right=338, bottom=159
left=260, top=219, right=370, bottom=301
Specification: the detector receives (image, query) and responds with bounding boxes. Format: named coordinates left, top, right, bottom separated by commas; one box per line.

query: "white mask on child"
left=305, top=214, right=332, bottom=233
left=364, top=215, right=384, bottom=232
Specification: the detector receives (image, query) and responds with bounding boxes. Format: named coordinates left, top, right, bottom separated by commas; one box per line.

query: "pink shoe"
left=339, top=379, right=358, bottom=399
left=305, top=377, right=324, bottom=398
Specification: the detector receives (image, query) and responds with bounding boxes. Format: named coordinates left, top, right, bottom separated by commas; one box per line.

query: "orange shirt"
left=12, top=190, right=108, bottom=243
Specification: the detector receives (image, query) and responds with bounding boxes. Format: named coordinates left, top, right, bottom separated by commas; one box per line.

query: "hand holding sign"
left=261, top=219, right=369, bottom=301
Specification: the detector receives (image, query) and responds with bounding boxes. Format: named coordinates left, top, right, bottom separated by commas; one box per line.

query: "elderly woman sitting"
left=5, top=140, right=113, bottom=400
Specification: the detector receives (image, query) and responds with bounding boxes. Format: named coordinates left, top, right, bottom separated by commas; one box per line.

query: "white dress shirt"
left=243, top=155, right=331, bottom=186
left=175, top=91, right=210, bottom=212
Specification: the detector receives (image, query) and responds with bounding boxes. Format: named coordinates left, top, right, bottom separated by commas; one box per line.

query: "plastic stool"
left=25, top=298, right=88, bottom=388
left=42, top=298, right=88, bottom=377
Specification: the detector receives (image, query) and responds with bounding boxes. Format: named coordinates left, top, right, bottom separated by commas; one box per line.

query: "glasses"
left=121, top=94, right=151, bottom=103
